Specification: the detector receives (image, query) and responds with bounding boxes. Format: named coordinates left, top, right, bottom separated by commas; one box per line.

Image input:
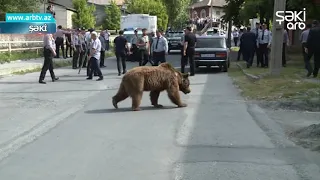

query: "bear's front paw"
left=112, top=98, right=118, bottom=109
left=178, top=103, right=187, bottom=108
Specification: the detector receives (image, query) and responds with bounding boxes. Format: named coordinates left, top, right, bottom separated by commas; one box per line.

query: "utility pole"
left=269, top=0, right=286, bottom=75
left=210, top=0, right=213, bottom=28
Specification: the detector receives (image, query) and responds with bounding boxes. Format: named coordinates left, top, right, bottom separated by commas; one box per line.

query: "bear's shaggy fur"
left=112, top=62, right=191, bottom=111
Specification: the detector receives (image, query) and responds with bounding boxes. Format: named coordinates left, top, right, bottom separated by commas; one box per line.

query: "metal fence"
left=0, top=41, right=43, bottom=55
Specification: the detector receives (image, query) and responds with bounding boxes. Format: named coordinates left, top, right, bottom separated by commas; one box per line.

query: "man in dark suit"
left=305, top=20, right=320, bottom=78
left=240, top=27, right=257, bottom=68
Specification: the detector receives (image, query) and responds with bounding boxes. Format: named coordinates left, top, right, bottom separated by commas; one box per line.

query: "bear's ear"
left=182, top=73, right=189, bottom=78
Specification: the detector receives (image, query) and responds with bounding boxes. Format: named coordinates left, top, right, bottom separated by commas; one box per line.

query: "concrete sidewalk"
left=0, top=57, right=72, bottom=77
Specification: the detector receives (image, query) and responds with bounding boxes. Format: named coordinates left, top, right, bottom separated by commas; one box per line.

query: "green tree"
left=126, top=0, right=169, bottom=30
left=72, top=0, right=96, bottom=29
left=160, top=0, right=190, bottom=25
left=0, top=0, right=42, bottom=20
left=104, top=0, right=121, bottom=30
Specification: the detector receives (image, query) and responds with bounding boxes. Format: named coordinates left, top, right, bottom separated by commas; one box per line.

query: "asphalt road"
left=0, top=52, right=320, bottom=179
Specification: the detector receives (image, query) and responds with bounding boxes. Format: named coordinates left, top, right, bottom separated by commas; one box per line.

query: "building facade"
left=189, top=0, right=226, bottom=22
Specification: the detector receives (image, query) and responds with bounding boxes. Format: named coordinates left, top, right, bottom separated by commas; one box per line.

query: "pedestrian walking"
left=137, top=28, right=151, bottom=66
left=305, top=20, right=320, bottom=78
left=232, top=28, right=239, bottom=46
left=38, top=33, right=59, bottom=84
left=114, top=30, right=129, bottom=76
left=99, top=31, right=106, bottom=68
left=54, top=25, right=68, bottom=59
left=151, top=30, right=168, bottom=66
left=86, top=31, right=103, bottom=81
left=240, top=27, right=256, bottom=68
left=300, top=23, right=312, bottom=76
left=257, top=23, right=271, bottom=68
left=282, top=28, right=290, bottom=67
left=72, top=28, right=82, bottom=69
left=182, top=26, right=197, bottom=76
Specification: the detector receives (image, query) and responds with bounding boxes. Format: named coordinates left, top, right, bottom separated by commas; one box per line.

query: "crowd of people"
left=237, top=20, right=319, bottom=78
left=38, top=25, right=200, bottom=84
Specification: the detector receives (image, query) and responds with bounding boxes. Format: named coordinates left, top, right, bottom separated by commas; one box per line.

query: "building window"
left=200, top=9, right=206, bottom=18
left=216, top=11, right=220, bottom=15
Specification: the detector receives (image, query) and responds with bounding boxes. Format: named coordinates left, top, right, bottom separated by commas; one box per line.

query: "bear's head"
left=176, top=72, right=191, bottom=94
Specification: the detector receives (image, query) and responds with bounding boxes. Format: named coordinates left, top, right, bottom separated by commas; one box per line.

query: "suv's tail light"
left=216, top=52, right=227, bottom=57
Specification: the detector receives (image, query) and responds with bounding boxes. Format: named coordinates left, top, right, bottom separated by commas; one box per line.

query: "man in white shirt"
left=257, top=23, right=272, bottom=67
left=232, top=28, right=239, bottom=46
left=151, top=30, right=168, bottom=66
left=87, top=31, right=103, bottom=81
left=104, top=29, right=110, bottom=51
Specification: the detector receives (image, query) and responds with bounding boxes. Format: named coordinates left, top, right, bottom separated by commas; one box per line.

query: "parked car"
left=194, top=36, right=230, bottom=72
left=166, top=31, right=184, bottom=54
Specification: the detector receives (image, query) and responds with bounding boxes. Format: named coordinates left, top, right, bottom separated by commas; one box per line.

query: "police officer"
left=79, top=27, right=87, bottom=68
left=72, top=28, right=82, bottom=69
left=151, top=30, right=168, bottom=66
left=99, top=31, right=106, bottom=68
left=182, top=26, right=197, bottom=76
left=257, top=23, right=271, bottom=68
left=131, top=29, right=139, bottom=62
left=54, top=25, right=67, bottom=59
left=65, top=28, right=73, bottom=58
left=87, top=31, right=103, bottom=81
left=300, top=23, right=312, bottom=76
left=137, top=28, right=150, bottom=66
left=39, top=33, right=59, bottom=84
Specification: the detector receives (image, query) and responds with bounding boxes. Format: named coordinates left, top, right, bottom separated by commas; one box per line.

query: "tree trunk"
left=227, top=21, right=232, bottom=48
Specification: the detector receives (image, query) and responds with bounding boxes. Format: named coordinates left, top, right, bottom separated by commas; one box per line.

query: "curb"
left=236, top=62, right=260, bottom=81
left=0, top=58, right=72, bottom=77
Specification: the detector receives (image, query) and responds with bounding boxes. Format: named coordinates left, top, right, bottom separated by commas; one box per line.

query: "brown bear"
left=112, top=62, right=191, bottom=111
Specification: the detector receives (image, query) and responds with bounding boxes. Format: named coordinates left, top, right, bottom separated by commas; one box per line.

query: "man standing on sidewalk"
left=86, top=31, right=103, bottom=81
left=104, top=29, right=110, bottom=52
left=305, top=20, right=320, bottom=78
left=39, top=33, right=59, bottom=84
left=282, top=28, right=290, bottom=67
left=300, top=23, right=312, bottom=76
left=182, top=26, right=197, bottom=76
left=257, top=23, right=271, bottom=68
left=151, top=30, right=168, bottom=66
left=240, top=27, right=256, bottom=68
left=54, top=25, right=67, bottom=59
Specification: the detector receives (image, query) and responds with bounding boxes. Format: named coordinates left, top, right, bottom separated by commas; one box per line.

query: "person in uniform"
left=72, top=28, right=82, bottom=69
left=99, top=31, right=106, bottom=68
left=54, top=25, right=68, bottom=59
left=137, top=28, right=150, bottom=66
left=305, top=20, right=320, bottom=78
left=65, top=28, right=73, bottom=58
left=180, top=29, right=188, bottom=67
left=251, top=22, right=260, bottom=66
left=114, top=30, right=129, bottom=76
left=151, top=30, right=168, bottom=66
left=131, top=29, right=139, bottom=62
left=256, top=23, right=271, bottom=68
left=282, top=28, right=290, bottom=67
left=39, top=33, right=59, bottom=84
left=104, top=29, right=111, bottom=52
left=87, top=31, right=103, bottom=81
left=182, top=26, right=197, bottom=76
left=78, top=27, right=87, bottom=68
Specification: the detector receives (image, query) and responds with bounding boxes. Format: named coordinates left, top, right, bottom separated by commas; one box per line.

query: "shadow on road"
left=85, top=106, right=178, bottom=114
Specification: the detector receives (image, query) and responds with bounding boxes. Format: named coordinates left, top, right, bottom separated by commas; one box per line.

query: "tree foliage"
left=170, top=0, right=191, bottom=29
left=126, top=0, right=169, bottom=30
left=222, top=0, right=245, bottom=26
left=72, top=0, right=96, bottom=29
left=160, top=0, right=190, bottom=24
left=104, top=0, right=121, bottom=30
left=0, top=0, right=42, bottom=20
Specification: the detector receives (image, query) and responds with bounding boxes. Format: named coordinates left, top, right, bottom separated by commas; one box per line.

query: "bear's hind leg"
left=167, top=88, right=187, bottom=108
left=112, top=83, right=129, bottom=109
left=131, top=92, right=143, bottom=111
left=150, top=91, right=163, bottom=108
